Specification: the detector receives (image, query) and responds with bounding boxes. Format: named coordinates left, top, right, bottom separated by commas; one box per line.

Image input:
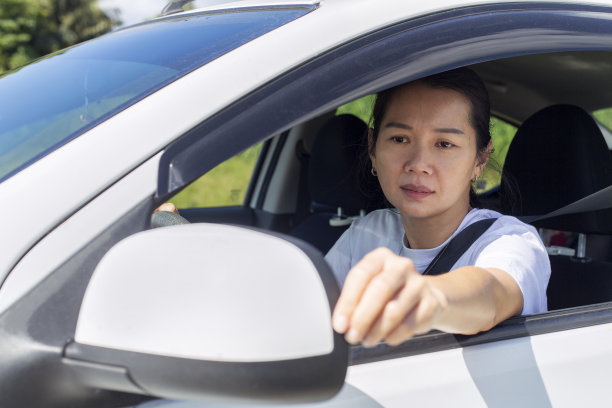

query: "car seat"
left=290, top=114, right=370, bottom=253
left=501, top=104, right=612, bottom=310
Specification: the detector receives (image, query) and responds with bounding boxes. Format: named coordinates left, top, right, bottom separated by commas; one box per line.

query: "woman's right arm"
left=332, top=247, right=523, bottom=347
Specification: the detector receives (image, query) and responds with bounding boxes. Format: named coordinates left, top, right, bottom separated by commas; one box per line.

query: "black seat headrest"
left=501, top=104, right=612, bottom=234
left=309, top=114, right=369, bottom=214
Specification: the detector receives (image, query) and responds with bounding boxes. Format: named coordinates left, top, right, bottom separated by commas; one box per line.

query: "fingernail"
left=362, top=338, right=376, bottom=348
left=346, top=328, right=361, bottom=344
left=333, top=315, right=348, bottom=333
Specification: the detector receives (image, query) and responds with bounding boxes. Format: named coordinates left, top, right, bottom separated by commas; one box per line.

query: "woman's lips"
left=401, top=184, right=433, bottom=199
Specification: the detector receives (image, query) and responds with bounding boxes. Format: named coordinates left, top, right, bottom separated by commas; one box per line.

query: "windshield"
left=0, top=6, right=313, bottom=182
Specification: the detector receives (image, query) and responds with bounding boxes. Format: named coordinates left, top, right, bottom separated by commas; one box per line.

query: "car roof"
left=160, top=0, right=612, bottom=28
left=175, top=0, right=612, bottom=16
left=181, top=0, right=612, bottom=11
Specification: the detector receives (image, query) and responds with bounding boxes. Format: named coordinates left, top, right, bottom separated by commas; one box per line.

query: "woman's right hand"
left=154, top=202, right=179, bottom=214
left=331, top=247, right=524, bottom=348
left=331, top=247, right=448, bottom=347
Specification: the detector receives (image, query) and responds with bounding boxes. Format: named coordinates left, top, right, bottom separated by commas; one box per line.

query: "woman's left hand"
left=332, top=247, right=448, bottom=347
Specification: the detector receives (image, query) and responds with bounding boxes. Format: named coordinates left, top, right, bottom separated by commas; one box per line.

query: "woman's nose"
left=403, top=145, right=433, bottom=174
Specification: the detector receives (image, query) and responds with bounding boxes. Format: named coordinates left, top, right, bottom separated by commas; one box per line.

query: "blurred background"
left=0, top=0, right=231, bottom=73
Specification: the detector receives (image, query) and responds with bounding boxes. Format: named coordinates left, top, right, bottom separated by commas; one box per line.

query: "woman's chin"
left=393, top=202, right=439, bottom=219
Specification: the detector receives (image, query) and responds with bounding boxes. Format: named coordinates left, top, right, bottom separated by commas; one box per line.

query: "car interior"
left=171, top=50, right=612, bottom=314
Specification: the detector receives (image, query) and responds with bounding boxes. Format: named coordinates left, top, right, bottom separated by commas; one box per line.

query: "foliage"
left=477, top=117, right=516, bottom=192
left=0, top=0, right=120, bottom=73
left=336, top=94, right=376, bottom=126
left=593, top=107, right=612, bottom=130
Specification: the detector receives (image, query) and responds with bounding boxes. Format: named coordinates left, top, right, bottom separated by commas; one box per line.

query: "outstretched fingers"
left=361, top=276, right=425, bottom=347
left=332, top=247, right=418, bottom=344
left=384, top=284, right=447, bottom=345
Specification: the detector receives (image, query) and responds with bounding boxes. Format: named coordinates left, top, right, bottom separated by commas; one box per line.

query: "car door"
left=154, top=3, right=612, bottom=406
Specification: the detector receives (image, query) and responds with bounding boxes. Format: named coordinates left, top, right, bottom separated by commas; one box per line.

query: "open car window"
left=171, top=143, right=263, bottom=208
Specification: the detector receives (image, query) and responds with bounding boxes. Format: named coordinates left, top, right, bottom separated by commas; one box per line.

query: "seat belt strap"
left=421, top=184, right=612, bottom=275
left=520, top=184, right=612, bottom=223
left=423, top=218, right=498, bottom=276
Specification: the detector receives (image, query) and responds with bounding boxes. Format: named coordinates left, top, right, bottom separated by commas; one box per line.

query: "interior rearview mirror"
left=63, top=223, right=348, bottom=403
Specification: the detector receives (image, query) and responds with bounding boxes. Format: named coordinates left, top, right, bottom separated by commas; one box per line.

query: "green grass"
left=171, top=143, right=262, bottom=208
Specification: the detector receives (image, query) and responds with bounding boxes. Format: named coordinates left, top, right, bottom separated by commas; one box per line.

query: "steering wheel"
left=150, top=211, right=191, bottom=228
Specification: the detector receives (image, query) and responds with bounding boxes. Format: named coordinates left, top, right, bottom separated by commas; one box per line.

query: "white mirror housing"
left=64, top=224, right=347, bottom=403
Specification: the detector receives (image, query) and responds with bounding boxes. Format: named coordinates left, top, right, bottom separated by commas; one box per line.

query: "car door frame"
left=156, top=2, right=612, bottom=403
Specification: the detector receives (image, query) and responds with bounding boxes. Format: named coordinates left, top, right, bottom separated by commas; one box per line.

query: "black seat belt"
left=519, top=184, right=612, bottom=223
left=418, top=184, right=612, bottom=276
left=423, top=218, right=498, bottom=276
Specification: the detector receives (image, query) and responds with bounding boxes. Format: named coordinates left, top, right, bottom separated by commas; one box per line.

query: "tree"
left=0, top=0, right=120, bottom=73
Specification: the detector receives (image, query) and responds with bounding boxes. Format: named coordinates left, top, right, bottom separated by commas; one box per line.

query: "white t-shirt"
left=325, top=208, right=550, bottom=315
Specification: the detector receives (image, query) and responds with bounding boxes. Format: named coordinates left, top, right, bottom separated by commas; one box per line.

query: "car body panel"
left=347, top=322, right=612, bottom=406
left=0, top=153, right=161, bottom=314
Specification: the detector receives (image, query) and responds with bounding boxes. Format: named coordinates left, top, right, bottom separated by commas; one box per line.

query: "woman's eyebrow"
left=385, top=122, right=412, bottom=130
left=385, top=122, right=465, bottom=135
left=435, top=127, right=465, bottom=135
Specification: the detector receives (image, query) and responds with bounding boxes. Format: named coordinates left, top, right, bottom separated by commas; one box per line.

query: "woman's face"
left=370, top=81, right=484, bottom=222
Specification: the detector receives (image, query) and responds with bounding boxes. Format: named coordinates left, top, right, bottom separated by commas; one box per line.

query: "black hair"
left=362, top=67, right=496, bottom=209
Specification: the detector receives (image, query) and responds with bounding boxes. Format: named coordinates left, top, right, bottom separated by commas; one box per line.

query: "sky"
left=98, top=0, right=227, bottom=25
left=98, top=0, right=166, bottom=26
left=98, top=0, right=229, bottom=27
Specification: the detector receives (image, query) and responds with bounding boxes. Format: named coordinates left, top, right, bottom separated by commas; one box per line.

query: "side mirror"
left=64, top=223, right=347, bottom=403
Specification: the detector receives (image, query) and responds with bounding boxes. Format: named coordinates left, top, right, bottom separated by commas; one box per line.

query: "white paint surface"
left=347, top=323, right=612, bottom=406
left=0, top=154, right=161, bottom=314
left=75, top=224, right=334, bottom=362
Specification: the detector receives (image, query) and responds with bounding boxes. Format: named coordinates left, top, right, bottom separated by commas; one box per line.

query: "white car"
left=1, top=0, right=612, bottom=406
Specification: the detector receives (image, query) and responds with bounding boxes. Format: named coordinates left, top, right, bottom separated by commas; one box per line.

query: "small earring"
left=371, top=168, right=378, bottom=176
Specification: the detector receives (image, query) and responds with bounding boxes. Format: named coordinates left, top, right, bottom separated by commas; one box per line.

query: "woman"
left=326, top=68, right=550, bottom=348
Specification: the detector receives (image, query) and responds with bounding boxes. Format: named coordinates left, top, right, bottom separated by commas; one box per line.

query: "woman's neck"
left=401, top=203, right=473, bottom=249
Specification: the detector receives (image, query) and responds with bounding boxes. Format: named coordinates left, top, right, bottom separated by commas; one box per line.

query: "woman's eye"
left=391, top=136, right=408, bottom=143
left=437, top=141, right=454, bottom=149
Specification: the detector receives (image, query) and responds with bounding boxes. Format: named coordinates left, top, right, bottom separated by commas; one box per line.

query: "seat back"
left=502, top=104, right=612, bottom=233
left=290, top=114, right=369, bottom=253
left=501, top=104, right=612, bottom=310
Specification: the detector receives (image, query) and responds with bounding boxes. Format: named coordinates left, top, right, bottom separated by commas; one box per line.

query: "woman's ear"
left=481, top=139, right=493, bottom=166
left=474, top=140, right=492, bottom=178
